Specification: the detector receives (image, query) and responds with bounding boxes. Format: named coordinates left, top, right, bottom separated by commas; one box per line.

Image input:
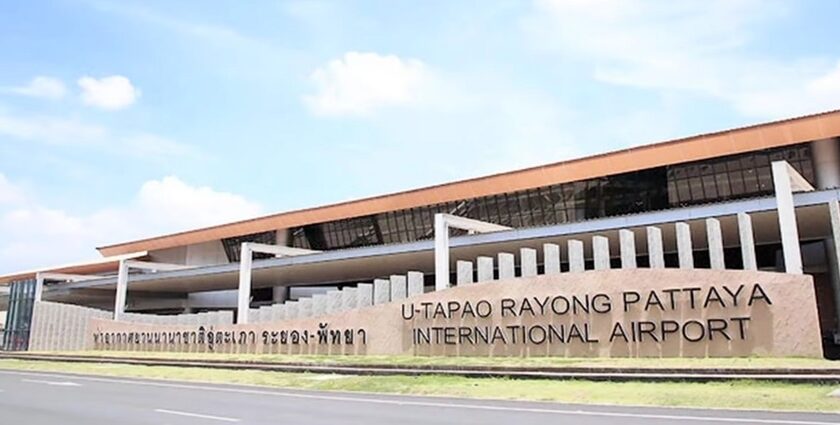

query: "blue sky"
left=2, top=0, right=840, bottom=273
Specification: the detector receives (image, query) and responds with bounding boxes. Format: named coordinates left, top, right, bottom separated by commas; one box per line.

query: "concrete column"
left=706, top=218, right=725, bottom=270
left=114, top=259, right=129, bottom=321
left=738, top=212, right=758, bottom=270
left=272, top=286, right=289, bottom=303
left=619, top=230, right=637, bottom=269
left=407, top=272, right=424, bottom=297
left=646, top=226, right=665, bottom=268
left=434, top=214, right=450, bottom=291
left=568, top=240, right=584, bottom=272
left=543, top=243, right=561, bottom=275
left=813, top=138, right=840, bottom=189
left=34, top=275, right=44, bottom=303
left=498, top=253, right=515, bottom=280
left=312, top=294, right=327, bottom=316
left=676, top=222, right=694, bottom=269
left=592, top=236, right=610, bottom=270
left=271, top=304, right=285, bottom=322
left=772, top=161, right=804, bottom=274
left=285, top=301, right=299, bottom=319
left=520, top=248, right=538, bottom=277
left=298, top=298, right=313, bottom=318
left=327, top=291, right=342, bottom=315
left=341, top=288, right=358, bottom=312
left=373, top=279, right=390, bottom=304
left=827, top=201, right=840, bottom=332
left=456, top=261, right=473, bottom=285
left=477, top=256, right=494, bottom=282
left=357, top=283, right=374, bottom=307
left=237, top=243, right=253, bottom=324
left=390, top=275, right=408, bottom=300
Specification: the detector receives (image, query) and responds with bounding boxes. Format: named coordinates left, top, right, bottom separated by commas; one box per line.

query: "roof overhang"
left=96, top=110, right=840, bottom=257
left=49, top=189, right=840, bottom=297
left=0, top=251, right=148, bottom=285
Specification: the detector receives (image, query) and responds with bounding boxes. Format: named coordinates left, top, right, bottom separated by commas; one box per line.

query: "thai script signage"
left=88, top=269, right=824, bottom=358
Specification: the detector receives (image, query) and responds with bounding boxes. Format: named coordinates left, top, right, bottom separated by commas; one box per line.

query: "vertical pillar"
left=373, top=279, right=390, bottom=304
left=34, top=275, right=44, bottom=302
left=619, top=230, right=637, bottom=269
left=646, top=226, right=665, bottom=268
left=772, top=161, right=803, bottom=274
left=543, top=243, right=561, bottom=275
left=407, top=272, right=424, bottom=296
left=327, top=291, right=342, bottom=315
left=285, top=301, right=299, bottom=319
left=498, top=253, right=515, bottom=280
left=271, top=304, right=285, bottom=322
left=456, top=261, right=473, bottom=285
left=568, top=240, right=585, bottom=272
left=357, top=283, right=374, bottom=307
left=237, top=243, right=253, bottom=324
left=298, top=298, right=313, bottom=318
left=312, top=294, right=327, bottom=316
left=706, top=218, right=725, bottom=270
left=114, top=259, right=129, bottom=321
left=477, top=256, right=494, bottom=282
left=341, top=288, right=358, bottom=312
left=676, top=222, right=694, bottom=269
left=390, top=275, right=408, bottom=300
left=827, top=201, right=840, bottom=332
left=434, top=214, right=450, bottom=291
left=738, top=212, right=757, bottom=270
left=520, top=248, right=538, bottom=277
left=272, top=286, right=289, bottom=303
left=592, top=236, right=610, bottom=270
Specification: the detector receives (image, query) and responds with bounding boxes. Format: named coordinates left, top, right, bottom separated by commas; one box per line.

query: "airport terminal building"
left=3, top=110, right=840, bottom=358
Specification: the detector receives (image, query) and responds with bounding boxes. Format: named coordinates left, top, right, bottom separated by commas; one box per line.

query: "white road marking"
left=154, top=408, right=240, bottom=422
left=21, top=378, right=81, bottom=387
left=1, top=370, right=838, bottom=425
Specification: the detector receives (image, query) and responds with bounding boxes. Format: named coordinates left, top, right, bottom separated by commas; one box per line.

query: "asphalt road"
left=0, top=369, right=838, bottom=425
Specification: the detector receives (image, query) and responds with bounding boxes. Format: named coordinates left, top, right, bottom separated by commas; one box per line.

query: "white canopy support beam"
left=237, top=242, right=320, bottom=324
left=771, top=160, right=815, bottom=274
left=35, top=272, right=104, bottom=302
left=114, top=260, right=196, bottom=321
left=434, top=213, right=511, bottom=291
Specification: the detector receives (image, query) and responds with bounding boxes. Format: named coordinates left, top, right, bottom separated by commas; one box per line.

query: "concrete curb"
left=2, top=353, right=840, bottom=383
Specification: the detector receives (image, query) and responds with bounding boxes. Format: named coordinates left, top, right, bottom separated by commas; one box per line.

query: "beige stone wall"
left=87, top=269, right=824, bottom=358
left=29, top=301, right=234, bottom=352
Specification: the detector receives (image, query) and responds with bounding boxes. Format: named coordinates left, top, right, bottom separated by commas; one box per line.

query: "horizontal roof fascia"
left=97, top=110, right=840, bottom=257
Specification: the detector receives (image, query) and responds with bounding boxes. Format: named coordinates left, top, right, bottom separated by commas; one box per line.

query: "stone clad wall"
left=28, top=301, right=233, bottom=352
left=28, top=301, right=111, bottom=351
left=87, top=269, right=824, bottom=358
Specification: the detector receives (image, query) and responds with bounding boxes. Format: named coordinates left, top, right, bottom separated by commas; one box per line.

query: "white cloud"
left=78, top=75, right=141, bottom=110
left=0, top=175, right=263, bottom=273
left=1, top=76, right=67, bottom=100
left=525, top=0, right=840, bottom=119
left=303, top=51, right=432, bottom=116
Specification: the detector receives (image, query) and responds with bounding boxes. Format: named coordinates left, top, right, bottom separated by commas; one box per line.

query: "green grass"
left=33, top=350, right=840, bottom=369
left=2, top=359, right=839, bottom=413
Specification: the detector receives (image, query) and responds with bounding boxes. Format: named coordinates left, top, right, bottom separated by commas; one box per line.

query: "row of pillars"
left=250, top=272, right=426, bottom=323
left=451, top=214, right=758, bottom=285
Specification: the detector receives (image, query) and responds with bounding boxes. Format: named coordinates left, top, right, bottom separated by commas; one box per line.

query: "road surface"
left=0, top=369, right=837, bottom=424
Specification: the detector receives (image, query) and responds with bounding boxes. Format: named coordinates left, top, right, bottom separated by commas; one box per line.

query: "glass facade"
left=261, top=144, right=815, bottom=252
left=1, top=279, right=36, bottom=351
left=221, top=231, right=278, bottom=262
